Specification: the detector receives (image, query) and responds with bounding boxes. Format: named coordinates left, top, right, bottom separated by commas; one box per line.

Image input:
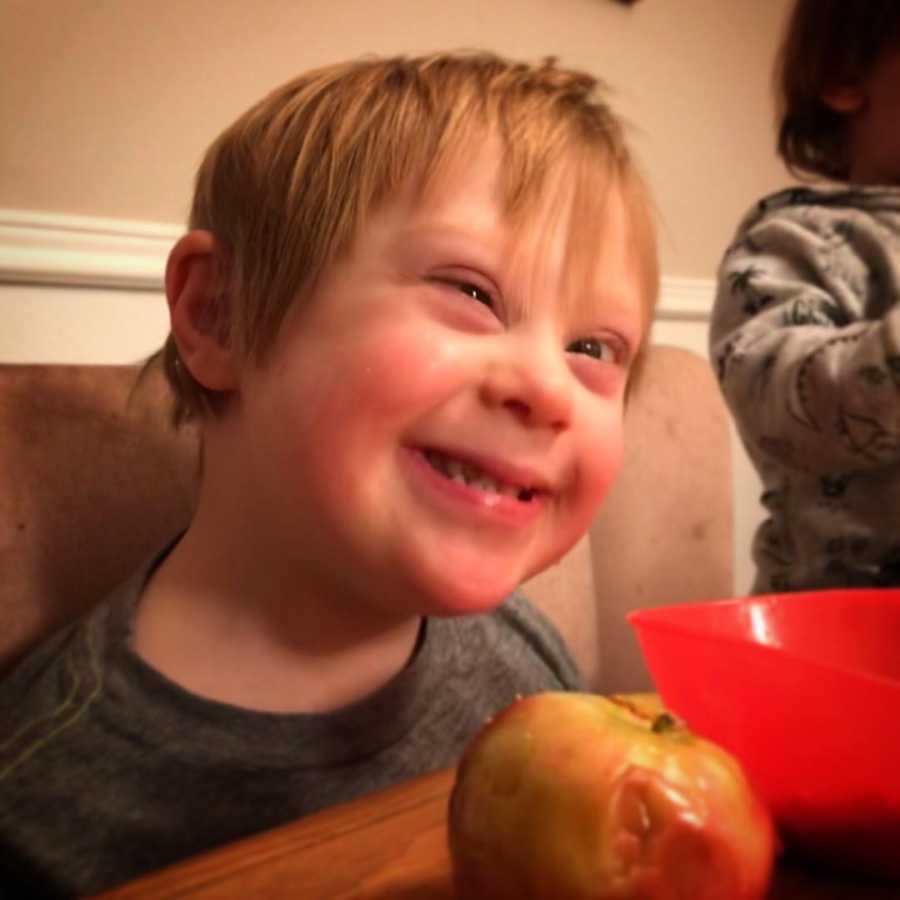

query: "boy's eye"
left=567, top=336, right=616, bottom=363
left=455, top=281, right=494, bottom=307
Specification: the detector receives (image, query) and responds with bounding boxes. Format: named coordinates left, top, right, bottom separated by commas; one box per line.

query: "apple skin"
left=448, top=692, right=776, bottom=900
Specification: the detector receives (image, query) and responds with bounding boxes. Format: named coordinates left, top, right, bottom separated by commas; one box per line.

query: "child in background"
left=710, top=0, right=900, bottom=594
left=0, top=53, right=657, bottom=896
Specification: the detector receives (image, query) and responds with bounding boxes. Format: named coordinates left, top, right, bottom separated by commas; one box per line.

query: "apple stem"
left=651, top=713, right=678, bottom=734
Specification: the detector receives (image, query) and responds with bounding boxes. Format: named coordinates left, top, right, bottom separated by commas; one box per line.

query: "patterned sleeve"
left=709, top=197, right=900, bottom=474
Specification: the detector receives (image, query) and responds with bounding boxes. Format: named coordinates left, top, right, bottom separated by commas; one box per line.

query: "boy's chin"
left=415, top=572, right=521, bottom=619
left=394, top=539, right=544, bottom=618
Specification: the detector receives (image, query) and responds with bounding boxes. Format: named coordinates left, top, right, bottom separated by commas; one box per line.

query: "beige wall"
left=2, top=0, right=792, bottom=278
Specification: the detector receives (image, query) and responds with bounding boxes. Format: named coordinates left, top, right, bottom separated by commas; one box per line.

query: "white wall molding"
left=0, top=209, right=181, bottom=291
left=0, top=209, right=715, bottom=319
left=656, top=275, right=714, bottom=321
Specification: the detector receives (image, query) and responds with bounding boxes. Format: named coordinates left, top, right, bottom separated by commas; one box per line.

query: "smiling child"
left=0, top=52, right=658, bottom=896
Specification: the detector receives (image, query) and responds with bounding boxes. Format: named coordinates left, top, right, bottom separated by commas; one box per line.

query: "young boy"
left=0, top=52, right=658, bottom=895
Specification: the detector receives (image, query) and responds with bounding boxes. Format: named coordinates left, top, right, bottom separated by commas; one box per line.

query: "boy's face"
left=230, top=146, right=647, bottom=620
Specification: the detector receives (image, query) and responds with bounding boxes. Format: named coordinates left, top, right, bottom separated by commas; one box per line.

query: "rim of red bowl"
left=627, top=590, right=900, bottom=691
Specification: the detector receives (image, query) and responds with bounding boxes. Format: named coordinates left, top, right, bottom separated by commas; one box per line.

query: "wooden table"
left=92, top=768, right=898, bottom=900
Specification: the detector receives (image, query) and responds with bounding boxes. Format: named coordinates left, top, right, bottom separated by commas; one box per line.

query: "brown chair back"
left=0, top=363, right=198, bottom=674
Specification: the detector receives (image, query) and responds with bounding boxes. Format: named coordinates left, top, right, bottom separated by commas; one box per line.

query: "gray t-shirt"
left=0, top=558, right=580, bottom=897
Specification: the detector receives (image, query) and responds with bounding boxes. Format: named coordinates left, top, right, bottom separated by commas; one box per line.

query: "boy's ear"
left=165, top=230, right=239, bottom=392
left=821, top=83, right=866, bottom=114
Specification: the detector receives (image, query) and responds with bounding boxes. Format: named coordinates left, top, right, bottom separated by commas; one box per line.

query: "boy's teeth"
left=445, top=459, right=465, bottom=482
left=425, top=450, right=534, bottom=500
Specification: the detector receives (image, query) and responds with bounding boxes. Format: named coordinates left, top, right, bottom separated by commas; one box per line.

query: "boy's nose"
left=479, top=352, right=573, bottom=432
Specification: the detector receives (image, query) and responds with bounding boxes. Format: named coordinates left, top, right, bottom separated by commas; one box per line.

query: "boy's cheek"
left=335, top=332, right=469, bottom=417
left=575, top=416, right=626, bottom=515
left=269, top=333, right=465, bottom=474
left=525, top=429, right=624, bottom=582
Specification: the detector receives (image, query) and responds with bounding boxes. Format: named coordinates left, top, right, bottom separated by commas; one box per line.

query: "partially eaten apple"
left=448, top=692, right=775, bottom=900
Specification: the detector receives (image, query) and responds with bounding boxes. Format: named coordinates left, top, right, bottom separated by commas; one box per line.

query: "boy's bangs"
left=560, top=158, right=657, bottom=345
left=416, top=108, right=657, bottom=335
left=502, top=142, right=657, bottom=339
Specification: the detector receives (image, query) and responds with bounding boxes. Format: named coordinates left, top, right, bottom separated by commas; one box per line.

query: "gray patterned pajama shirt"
left=709, top=186, right=900, bottom=593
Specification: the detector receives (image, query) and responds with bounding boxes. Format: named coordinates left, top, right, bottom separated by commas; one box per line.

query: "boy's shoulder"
left=0, top=572, right=136, bottom=756
left=0, top=585, right=581, bottom=896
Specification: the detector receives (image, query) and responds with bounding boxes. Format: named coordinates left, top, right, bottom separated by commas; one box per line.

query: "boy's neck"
left=132, top=515, right=423, bottom=715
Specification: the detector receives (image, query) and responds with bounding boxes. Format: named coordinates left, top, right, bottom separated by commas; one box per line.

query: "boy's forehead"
left=397, top=144, right=584, bottom=250
left=411, top=140, right=506, bottom=222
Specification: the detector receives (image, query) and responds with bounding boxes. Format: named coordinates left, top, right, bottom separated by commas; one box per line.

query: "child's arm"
left=710, top=201, right=900, bottom=474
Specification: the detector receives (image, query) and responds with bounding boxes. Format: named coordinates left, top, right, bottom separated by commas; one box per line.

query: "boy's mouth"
left=423, top=449, right=539, bottom=503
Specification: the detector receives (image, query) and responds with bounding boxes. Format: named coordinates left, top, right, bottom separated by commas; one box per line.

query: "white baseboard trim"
left=0, top=209, right=714, bottom=319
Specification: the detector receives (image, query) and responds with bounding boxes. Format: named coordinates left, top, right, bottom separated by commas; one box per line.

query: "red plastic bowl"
left=628, top=589, right=900, bottom=882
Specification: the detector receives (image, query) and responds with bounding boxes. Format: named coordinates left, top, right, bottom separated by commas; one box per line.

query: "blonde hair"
left=164, top=51, right=658, bottom=423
